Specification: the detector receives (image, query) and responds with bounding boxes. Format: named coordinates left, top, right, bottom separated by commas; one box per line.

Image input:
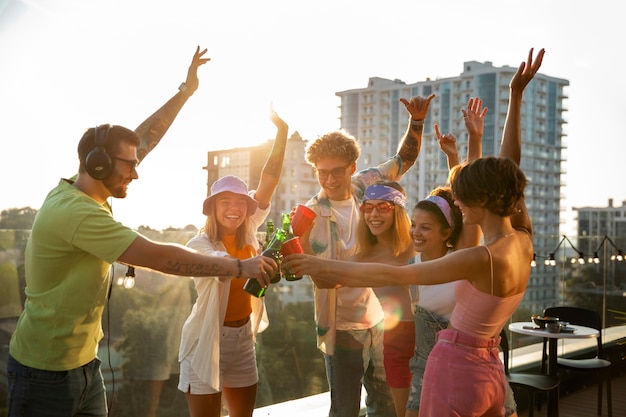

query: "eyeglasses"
left=113, top=157, right=139, bottom=170
left=360, top=202, right=395, bottom=214
left=314, top=164, right=351, bottom=180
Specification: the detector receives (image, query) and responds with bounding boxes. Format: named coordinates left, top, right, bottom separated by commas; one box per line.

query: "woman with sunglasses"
left=352, top=181, right=415, bottom=417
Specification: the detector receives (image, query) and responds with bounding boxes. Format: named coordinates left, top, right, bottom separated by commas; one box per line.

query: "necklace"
left=484, top=231, right=515, bottom=246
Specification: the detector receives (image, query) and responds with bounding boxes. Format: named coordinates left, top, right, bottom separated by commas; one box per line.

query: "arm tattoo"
left=165, top=260, right=229, bottom=277
left=398, top=134, right=420, bottom=169
left=135, top=118, right=173, bottom=162
left=262, top=142, right=287, bottom=178
left=410, top=124, right=423, bottom=135
left=263, top=156, right=283, bottom=178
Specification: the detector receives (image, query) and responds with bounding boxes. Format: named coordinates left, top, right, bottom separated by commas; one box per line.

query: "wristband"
left=410, top=119, right=424, bottom=127
left=236, top=259, right=242, bottom=278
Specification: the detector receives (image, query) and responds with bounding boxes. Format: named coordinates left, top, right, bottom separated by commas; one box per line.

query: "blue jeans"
left=7, top=354, right=107, bottom=417
left=324, top=322, right=395, bottom=417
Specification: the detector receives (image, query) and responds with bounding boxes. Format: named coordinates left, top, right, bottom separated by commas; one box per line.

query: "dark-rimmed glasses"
left=314, top=164, right=351, bottom=180
left=360, top=202, right=395, bottom=214
left=113, top=157, right=139, bottom=170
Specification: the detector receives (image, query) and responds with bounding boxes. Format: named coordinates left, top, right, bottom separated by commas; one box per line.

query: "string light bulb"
left=545, top=253, right=556, bottom=267
left=122, top=266, right=136, bottom=289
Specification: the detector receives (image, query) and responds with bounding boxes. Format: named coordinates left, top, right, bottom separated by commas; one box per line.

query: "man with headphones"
left=5, top=47, right=278, bottom=417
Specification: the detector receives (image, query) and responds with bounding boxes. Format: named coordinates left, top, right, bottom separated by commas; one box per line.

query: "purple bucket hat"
left=202, top=175, right=258, bottom=216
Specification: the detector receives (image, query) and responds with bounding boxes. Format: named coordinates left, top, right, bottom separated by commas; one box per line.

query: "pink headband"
left=424, top=195, right=454, bottom=230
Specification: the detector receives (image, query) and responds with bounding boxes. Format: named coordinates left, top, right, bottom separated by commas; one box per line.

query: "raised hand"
left=510, top=48, right=545, bottom=94
left=269, top=102, right=288, bottom=132
left=184, top=46, right=211, bottom=95
left=399, top=94, right=436, bottom=120
left=434, top=123, right=459, bottom=168
left=462, top=97, right=488, bottom=139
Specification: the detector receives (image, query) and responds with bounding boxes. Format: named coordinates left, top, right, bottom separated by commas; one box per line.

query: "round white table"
left=508, top=321, right=599, bottom=416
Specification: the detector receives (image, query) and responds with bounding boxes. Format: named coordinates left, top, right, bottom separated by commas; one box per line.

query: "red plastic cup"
left=280, top=237, right=304, bottom=256
left=291, top=204, right=316, bottom=236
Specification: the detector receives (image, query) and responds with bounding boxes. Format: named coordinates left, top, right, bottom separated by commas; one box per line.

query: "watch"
left=178, top=82, right=191, bottom=95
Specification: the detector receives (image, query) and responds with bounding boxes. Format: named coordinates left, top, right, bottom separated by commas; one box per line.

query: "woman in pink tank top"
left=286, top=48, right=544, bottom=417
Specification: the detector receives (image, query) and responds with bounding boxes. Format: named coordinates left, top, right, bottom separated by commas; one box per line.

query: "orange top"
left=222, top=234, right=256, bottom=322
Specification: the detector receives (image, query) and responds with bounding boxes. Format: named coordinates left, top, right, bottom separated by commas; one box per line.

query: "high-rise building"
left=336, top=60, right=569, bottom=313
left=575, top=199, right=626, bottom=261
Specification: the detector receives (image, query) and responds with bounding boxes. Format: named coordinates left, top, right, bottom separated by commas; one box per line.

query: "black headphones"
left=85, top=125, right=112, bottom=180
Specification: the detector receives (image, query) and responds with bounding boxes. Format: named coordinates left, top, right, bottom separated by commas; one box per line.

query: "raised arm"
left=500, top=48, right=544, bottom=235
left=435, top=97, right=487, bottom=172
left=254, top=105, right=289, bottom=209
left=396, top=94, right=435, bottom=174
left=135, top=46, right=211, bottom=162
left=463, top=97, right=487, bottom=163
left=434, top=123, right=459, bottom=171
left=500, top=48, right=544, bottom=164
left=455, top=97, right=488, bottom=248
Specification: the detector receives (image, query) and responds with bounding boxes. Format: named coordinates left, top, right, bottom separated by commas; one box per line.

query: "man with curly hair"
left=299, top=94, right=434, bottom=417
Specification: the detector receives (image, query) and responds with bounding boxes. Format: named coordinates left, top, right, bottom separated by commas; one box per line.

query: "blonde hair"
left=200, top=197, right=252, bottom=250
left=355, top=181, right=412, bottom=257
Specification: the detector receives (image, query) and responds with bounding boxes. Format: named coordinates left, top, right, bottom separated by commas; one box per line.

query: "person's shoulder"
left=187, top=232, right=209, bottom=246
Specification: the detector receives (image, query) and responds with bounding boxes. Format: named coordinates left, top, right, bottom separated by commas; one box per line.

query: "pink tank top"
left=450, top=246, right=524, bottom=338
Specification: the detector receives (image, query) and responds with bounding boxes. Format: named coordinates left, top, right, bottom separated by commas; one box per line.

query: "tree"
left=0, top=207, right=37, bottom=230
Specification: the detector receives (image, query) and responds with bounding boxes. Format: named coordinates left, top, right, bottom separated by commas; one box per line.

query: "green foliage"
left=0, top=207, right=37, bottom=230
left=255, top=295, right=328, bottom=407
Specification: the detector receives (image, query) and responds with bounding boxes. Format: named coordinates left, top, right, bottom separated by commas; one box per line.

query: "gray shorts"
left=178, top=320, right=258, bottom=395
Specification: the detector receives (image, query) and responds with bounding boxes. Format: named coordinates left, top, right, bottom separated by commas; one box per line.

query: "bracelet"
left=236, top=259, right=242, bottom=278
left=410, top=119, right=424, bottom=127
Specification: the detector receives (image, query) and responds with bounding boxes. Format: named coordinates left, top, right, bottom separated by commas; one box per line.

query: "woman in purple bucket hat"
left=178, top=107, right=288, bottom=417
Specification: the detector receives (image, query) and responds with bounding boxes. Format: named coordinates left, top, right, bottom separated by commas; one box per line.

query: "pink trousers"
left=419, top=329, right=506, bottom=417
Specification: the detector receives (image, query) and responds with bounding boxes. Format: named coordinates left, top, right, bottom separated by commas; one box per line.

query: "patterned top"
left=305, top=155, right=409, bottom=355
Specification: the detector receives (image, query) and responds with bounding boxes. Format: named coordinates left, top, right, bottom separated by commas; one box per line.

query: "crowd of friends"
left=5, top=46, right=544, bottom=417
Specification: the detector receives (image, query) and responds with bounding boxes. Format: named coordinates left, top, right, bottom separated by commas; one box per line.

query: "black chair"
left=500, top=329, right=560, bottom=417
left=543, top=306, right=613, bottom=417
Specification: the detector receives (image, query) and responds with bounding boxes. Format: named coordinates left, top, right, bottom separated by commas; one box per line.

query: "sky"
left=0, top=0, right=624, bottom=235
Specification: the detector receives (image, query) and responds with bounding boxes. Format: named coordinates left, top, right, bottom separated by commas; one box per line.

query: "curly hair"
left=414, top=187, right=463, bottom=248
left=355, top=181, right=412, bottom=257
left=305, top=130, right=360, bottom=166
left=451, top=156, right=527, bottom=217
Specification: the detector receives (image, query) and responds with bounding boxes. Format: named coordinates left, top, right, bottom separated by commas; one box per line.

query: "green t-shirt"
left=10, top=178, right=138, bottom=371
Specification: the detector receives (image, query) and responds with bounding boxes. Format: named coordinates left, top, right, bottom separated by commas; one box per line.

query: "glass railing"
left=1, top=229, right=624, bottom=416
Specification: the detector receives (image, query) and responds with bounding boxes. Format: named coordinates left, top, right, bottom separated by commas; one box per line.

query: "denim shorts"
left=406, top=306, right=449, bottom=411
left=6, top=354, right=107, bottom=417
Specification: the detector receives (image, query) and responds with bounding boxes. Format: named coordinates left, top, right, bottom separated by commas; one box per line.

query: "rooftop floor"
left=518, top=370, right=625, bottom=417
